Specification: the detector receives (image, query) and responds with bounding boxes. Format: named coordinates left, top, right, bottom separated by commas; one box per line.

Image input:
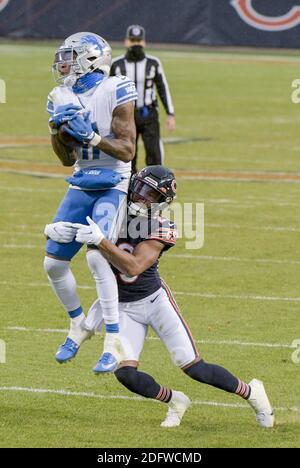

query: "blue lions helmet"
left=53, top=32, right=112, bottom=86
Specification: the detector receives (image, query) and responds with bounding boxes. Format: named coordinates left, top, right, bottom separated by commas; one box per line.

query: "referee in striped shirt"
left=110, top=25, right=176, bottom=173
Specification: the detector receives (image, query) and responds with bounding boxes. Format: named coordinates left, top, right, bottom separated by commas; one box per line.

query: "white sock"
left=86, top=250, right=119, bottom=328
left=85, top=299, right=104, bottom=332
left=71, top=314, right=85, bottom=327
left=44, top=257, right=84, bottom=323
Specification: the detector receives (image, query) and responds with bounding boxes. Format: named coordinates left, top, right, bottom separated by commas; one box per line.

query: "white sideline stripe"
left=6, top=326, right=292, bottom=349
left=172, top=254, right=300, bottom=266
left=1, top=280, right=300, bottom=303
left=0, top=386, right=294, bottom=412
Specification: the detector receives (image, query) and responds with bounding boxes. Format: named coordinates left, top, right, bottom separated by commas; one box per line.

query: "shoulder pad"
left=147, top=217, right=178, bottom=246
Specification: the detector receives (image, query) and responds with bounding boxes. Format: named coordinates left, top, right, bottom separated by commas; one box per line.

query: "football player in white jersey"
left=44, top=32, right=137, bottom=372
left=45, top=166, right=274, bottom=429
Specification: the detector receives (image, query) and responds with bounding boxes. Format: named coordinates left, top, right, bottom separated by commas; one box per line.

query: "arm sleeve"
left=46, top=92, right=55, bottom=116
left=111, top=77, right=138, bottom=110
left=46, top=87, right=62, bottom=116
left=154, top=58, right=175, bottom=116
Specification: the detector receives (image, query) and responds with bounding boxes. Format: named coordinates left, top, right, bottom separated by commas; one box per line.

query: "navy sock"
left=185, top=359, right=247, bottom=395
left=115, top=366, right=172, bottom=403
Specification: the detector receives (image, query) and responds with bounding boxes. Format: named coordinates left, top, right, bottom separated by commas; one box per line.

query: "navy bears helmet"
left=128, top=165, right=177, bottom=217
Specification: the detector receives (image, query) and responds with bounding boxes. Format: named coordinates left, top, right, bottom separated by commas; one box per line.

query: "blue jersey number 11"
left=82, top=122, right=101, bottom=160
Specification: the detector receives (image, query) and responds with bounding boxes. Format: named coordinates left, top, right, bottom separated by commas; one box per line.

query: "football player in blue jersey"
left=44, top=32, right=137, bottom=372
left=46, top=165, right=274, bottom=429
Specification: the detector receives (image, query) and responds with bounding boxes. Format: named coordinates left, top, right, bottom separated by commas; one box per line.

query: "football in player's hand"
left=57, top=123, right=82, bottom=148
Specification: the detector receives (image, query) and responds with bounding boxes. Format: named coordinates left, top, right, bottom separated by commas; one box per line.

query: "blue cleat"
left=55, top=337, right=79, bottom=363
left=93, top=352, right=118, bottom=374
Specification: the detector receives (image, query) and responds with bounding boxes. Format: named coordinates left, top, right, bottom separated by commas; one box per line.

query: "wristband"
left=89, top=133, right=102, bottom=147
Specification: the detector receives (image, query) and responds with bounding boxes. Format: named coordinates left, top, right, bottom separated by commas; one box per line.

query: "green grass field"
left=0, top=42, right=300, bottom=448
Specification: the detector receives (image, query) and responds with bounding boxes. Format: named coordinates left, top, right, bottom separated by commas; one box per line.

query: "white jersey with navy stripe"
left=47, top=75, right=137, bottom=193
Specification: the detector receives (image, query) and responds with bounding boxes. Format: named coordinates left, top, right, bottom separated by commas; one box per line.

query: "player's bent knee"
left=169, top=345, right=197, bottom=368
left=43, top=256, right=69, bottom=279
left=184, top=359, right=212, bottom=383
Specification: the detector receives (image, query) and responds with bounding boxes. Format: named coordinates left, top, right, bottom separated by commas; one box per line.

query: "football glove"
left=48, top=104, right=82, bottom=134
left=44, top=221, right=77, bottom=243
left=74, top=216, right=104, bottom=246
left=64, top=112, right=101, bottom=146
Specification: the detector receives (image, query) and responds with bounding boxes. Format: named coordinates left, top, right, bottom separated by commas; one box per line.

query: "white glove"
left=44, top=221, right=77, bottom=243
left=74, top=216, right=104, bottom=246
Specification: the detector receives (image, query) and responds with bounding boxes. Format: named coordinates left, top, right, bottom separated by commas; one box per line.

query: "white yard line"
left=1, top=242, right=299, bottom=267
left=0, top=169, right=64, bottom=178
left=1, top=280, right=300, bottom=303
left=1, top=220, right=300, bottom=246
left=0, top=386, right=295, bottom=412
left=185, top=199, right=300, bottom=208
left=2, top=167, right=300, bottom=183
left=157, top=50, right=300, bottom=65
left=2, top=244, right=38, bottom=249
left=0, top=231, right=41, bottom=238
left=174, top=291, right=300, bottom=303
left=7, top=326, right=69, bottom=334
left=1, top=184, right=299, bottom=206
left=0, top=186, right=64, bottom=193
left=172, top=254, right=300, bottom=266
left=206, top=223, right=300, bottom=233
left=6, top=326, right=292, bottom=350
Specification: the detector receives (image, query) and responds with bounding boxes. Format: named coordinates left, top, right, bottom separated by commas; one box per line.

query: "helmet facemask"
left=53, top=48, right=81, bottom=87
left=128, top=177, right=174, bottom=218
left=52, top=33, right=112, bottom=87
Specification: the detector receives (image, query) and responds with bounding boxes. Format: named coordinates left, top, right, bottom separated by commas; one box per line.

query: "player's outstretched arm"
left=96, top=101, right=136, bottom=163
left=99, top=239, right=164, bottom=276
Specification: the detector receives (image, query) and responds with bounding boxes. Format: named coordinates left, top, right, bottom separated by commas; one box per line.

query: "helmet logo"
left=171, top=179, right=177, bottom=193
left=80, top=34, right=103, bottom=51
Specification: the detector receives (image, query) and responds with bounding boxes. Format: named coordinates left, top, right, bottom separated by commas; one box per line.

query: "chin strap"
left=72, top=71, right=105, bottom=94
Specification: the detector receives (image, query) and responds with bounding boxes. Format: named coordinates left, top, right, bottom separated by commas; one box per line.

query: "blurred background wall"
left=1, top=0, right=300, bottom=47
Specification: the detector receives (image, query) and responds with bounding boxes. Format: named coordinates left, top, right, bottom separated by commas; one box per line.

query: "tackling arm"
left=74, top=217, right=165, bottom=275
left=98, top=239, right=164, bottom=277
